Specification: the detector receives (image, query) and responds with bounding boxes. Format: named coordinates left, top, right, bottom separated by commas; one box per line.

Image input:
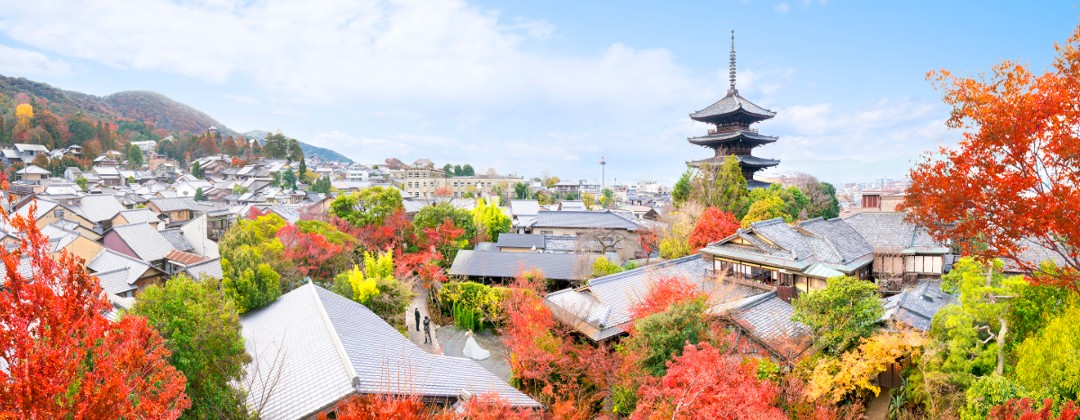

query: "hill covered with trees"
left=0, top=75, right=353, bottom=163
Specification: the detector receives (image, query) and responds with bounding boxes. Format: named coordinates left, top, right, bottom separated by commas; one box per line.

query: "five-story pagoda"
left=687, top=31, right=779, bottom=189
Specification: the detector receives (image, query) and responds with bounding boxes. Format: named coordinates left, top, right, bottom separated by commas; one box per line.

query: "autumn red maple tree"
left=632, top=342, right=785, bottom=420
left=277, top=223, right=348, bottom=282
left=990, top=398, right=1079, bottom=420
left=688, top=207, right=740, bottom=250
left=903, top=25, right=1080, bottom=293
left=500, top=270, right=616, bottom=418
left=0, top=206, right=190, bottom=418
left=322, top=393, right=535, bottom=420
left=628, top=275, right=706, bottom=326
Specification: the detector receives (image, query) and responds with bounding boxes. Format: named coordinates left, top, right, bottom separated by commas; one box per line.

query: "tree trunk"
left=995, top=317, right=1007, bottom=376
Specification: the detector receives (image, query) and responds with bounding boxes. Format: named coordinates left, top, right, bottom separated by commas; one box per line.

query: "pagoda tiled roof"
left=688, top=154, right=780, bottom=168
left=688, top=129, right=778, bottom=146
left=690, top=90, right=776, bottom=123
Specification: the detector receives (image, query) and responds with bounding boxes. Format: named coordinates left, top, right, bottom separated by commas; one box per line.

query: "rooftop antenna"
left=729, top=30, right=737, bottom=93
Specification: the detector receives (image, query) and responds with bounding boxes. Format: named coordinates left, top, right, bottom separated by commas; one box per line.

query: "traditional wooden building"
left=687, top=32, right=779, bottom=189
left=700, top=218, right=874, bottom=294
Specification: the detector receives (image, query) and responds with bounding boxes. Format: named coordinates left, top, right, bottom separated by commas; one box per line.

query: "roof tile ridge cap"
left=589, top=255, right=693, bottom=286
left=734, top=290, right=776, bottom=312
left=810, top=225, right=848, bottom=263
left=307, top=284, right=359, bottom=385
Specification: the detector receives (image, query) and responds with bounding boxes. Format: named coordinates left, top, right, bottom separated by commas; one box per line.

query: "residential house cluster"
left=0, top=142, right=546, bottom=417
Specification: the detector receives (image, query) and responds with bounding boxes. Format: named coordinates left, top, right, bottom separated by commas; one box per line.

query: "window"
left=53, top=209, right=64, bottom=218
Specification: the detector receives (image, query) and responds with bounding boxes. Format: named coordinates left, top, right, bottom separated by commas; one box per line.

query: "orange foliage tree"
left=688, top=207, right=740, bottom=250
left=501, top=270, right=616, bottom=417
left=323, top=393, right=536, bottom=420
left=628, top=276, right=707, bottom=327
left=0, top=206, right=190, bottom=417
left=903, top=25, right=1080, bottom=293
left=632, top=342, right=785, bottom=420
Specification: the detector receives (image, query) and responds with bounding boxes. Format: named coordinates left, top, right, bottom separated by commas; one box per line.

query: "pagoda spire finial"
left=729, top=30, right=737, bottom=92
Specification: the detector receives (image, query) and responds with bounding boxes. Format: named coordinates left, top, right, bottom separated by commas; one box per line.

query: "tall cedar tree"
left=132, top=276, right=251, bottom=419
left=903, top=24, right=1080, bottom=294
left=690, top=156, right=748, bottom=218
left=0, top=205, right=190, bottom=417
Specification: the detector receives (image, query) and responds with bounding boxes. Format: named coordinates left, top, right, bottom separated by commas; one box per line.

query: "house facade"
left=700, top=218, right=874, bottom=294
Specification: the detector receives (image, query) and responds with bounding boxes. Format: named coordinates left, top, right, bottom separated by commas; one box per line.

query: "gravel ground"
left=436, top=325, right=512, bottom=382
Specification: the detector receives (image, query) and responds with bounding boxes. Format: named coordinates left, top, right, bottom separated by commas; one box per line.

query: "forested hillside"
left=0, top=75, right=353, bottom=164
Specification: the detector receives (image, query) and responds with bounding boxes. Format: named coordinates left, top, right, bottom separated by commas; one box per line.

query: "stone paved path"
left=864, top=388, right=892, bottom=420
left=406, top=288, right=443, bottom=355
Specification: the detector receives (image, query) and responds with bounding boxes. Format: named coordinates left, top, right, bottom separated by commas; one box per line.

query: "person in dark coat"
left=423, top=316, right=432, bottom=344
left=414, top=307, right=421, bottom=332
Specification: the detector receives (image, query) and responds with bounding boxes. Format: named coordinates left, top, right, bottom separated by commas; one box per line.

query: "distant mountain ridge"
left=0, top=75, right=354, bottom=163
left=243, top=130, right=354, bottom=164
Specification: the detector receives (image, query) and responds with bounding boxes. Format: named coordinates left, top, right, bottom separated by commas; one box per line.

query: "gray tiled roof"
left=266, top=205, right=302, bottom=224
left=449, top=250, right=597, bottom=281
left=14, top=143, right=49, bottom=153
left=843, top=212, right=949, bottom=255
left=72, top=195, right=125, bottom=223
left=241, top=284, right=538, bottom=419
left=510, top=200, right=540, bottom=216
left=116, top=208, right=161, bottom=225
left=314, top=287, right=538, bottom=406
left=87, top=249, right=151, bottom=286
left=797, top=218, right=875, bottom=264
left=560, top=201, right=587, bottom=211
left=183, top=258, right=223, bottom=280
left=882, top=280, right=957, bottom=331
left=688, top=130, right=778, bottom=146
left=149, top=197, right=199, bottom=212
left=241, top=284, right=355, bottom=420
left=688, top=154, right=780, bottom=169
left=726, top=292, right=812, bottom=359
left=545, top=254, right=770, bottom=341
left=703, top=218, right=874, bottom=278
left=690, top=91, right=776, bottom=121
left=752, top=219, right=813, bottom=261
left=109, top=223, right=176, bottom=261
left=494, top=234, right=546, bottom=250
left=16, top=165, right=50, bottom=175
left=94, top=267, right=136, bottom=295
left=1003, top=237, right=1071, bottom=273
left=160, top=229, right=194, bottom=252
left=532, top=210, right=641, bottom=231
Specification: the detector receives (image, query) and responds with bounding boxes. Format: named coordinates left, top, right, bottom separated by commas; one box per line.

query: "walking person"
left=423, top=316, right=432, bottom=344
left=414, top=307, right=421, bottom=332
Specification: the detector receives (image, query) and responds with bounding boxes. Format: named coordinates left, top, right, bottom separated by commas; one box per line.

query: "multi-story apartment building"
left=402, top=174, right=524, bottom=199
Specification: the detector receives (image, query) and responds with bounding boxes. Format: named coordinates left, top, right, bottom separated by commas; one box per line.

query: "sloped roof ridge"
left=733, top=290, right=778, bottom=312
left=586, top=254, right=702, bottom=288
left=306, top=283, right=358, bottom=387
left=799, top=218, right=849, bottom=263
left=750, top=217, right=785, bottom=228
left=90, top=247, right=150, bottom=267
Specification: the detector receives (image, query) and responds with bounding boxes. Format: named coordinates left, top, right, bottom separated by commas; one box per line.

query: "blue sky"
left=0, top=1, right=1076, bottom=186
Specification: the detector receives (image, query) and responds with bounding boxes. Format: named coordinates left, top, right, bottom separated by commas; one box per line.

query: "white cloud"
left=0, top=0, right=701, bottom=112
left=0, top=44, right=72, bottom=77
left=748, top=97, right=955, bottom=183
left=222, top=94, right=258, bottom=104
left=774, top=2, right=790, bottom=13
